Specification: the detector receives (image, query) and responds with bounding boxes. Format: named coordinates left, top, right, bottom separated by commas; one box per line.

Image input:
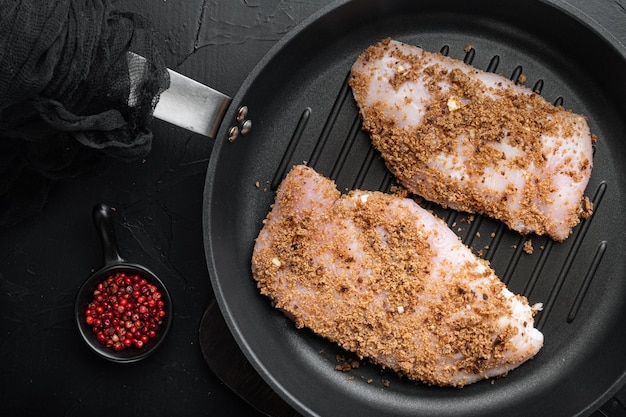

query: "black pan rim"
left=204, top=0, right=626, bottom=416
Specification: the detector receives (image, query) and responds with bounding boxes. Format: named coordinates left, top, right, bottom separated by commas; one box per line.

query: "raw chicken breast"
left=350, top=38, right=594, bottom=241
left=252, top=165, right=543, bottom=387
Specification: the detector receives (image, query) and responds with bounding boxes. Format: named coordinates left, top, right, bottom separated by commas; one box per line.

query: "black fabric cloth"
left=0, top=0, right=170, bottom=227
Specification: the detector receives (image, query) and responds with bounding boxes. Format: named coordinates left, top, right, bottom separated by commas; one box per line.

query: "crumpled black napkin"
left=0, top=0, right=170, bottom=228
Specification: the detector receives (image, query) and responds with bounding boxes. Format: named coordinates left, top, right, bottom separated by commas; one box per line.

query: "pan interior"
left=204, top=0, right=626, bottom=416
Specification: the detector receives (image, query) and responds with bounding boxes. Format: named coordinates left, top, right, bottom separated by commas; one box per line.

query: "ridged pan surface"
left=203, top=0, right=626, bottom=415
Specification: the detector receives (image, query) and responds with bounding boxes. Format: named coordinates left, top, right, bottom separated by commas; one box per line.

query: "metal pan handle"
left=129, top=52, right=232, bottom=138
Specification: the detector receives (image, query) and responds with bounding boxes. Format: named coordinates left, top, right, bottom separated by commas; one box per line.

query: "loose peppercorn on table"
left=1, top=1, right=626, bottom=416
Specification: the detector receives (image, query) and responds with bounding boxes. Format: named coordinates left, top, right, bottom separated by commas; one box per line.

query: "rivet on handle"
left=241, top=120, right=252, bottom=135
left=228, top=126, right=239, bottom=142
left=236, top=106, right=248, bottom=122
left=229, top=106, right=252, bottom=142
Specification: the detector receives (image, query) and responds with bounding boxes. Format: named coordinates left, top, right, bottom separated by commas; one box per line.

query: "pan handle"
left=128, top=53, right=232, bottom=139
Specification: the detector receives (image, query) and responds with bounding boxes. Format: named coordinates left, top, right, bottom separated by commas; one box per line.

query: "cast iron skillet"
left=203, top=0, right=626, bottom=415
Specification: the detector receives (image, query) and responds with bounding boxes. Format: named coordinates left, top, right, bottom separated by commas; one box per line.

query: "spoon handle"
left=93, top=203, right=124, bottom=265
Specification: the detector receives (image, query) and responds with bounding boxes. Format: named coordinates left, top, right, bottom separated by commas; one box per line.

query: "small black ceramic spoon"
left=75, top=203, right=173, bottom=363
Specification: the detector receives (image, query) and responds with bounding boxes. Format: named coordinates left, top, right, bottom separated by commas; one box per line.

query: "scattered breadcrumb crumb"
left=581, top=196, right=593, bottom=218
left=523, top=239, right=534, bottom=254
left=335, top=354, right=360, bottom=373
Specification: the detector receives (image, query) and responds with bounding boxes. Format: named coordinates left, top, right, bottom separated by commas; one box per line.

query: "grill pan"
left=202, top=0, right=626, bottom=415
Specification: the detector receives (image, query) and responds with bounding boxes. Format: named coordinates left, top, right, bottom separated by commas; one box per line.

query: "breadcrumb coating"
left=252, top=165, right=543, bottom=387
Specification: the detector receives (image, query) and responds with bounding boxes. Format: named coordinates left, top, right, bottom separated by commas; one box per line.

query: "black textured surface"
left=1, top=1, right=626, bottom=416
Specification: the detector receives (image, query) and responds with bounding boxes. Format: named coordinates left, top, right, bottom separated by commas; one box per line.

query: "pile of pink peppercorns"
left=85, top=272, right=166, bottom=351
